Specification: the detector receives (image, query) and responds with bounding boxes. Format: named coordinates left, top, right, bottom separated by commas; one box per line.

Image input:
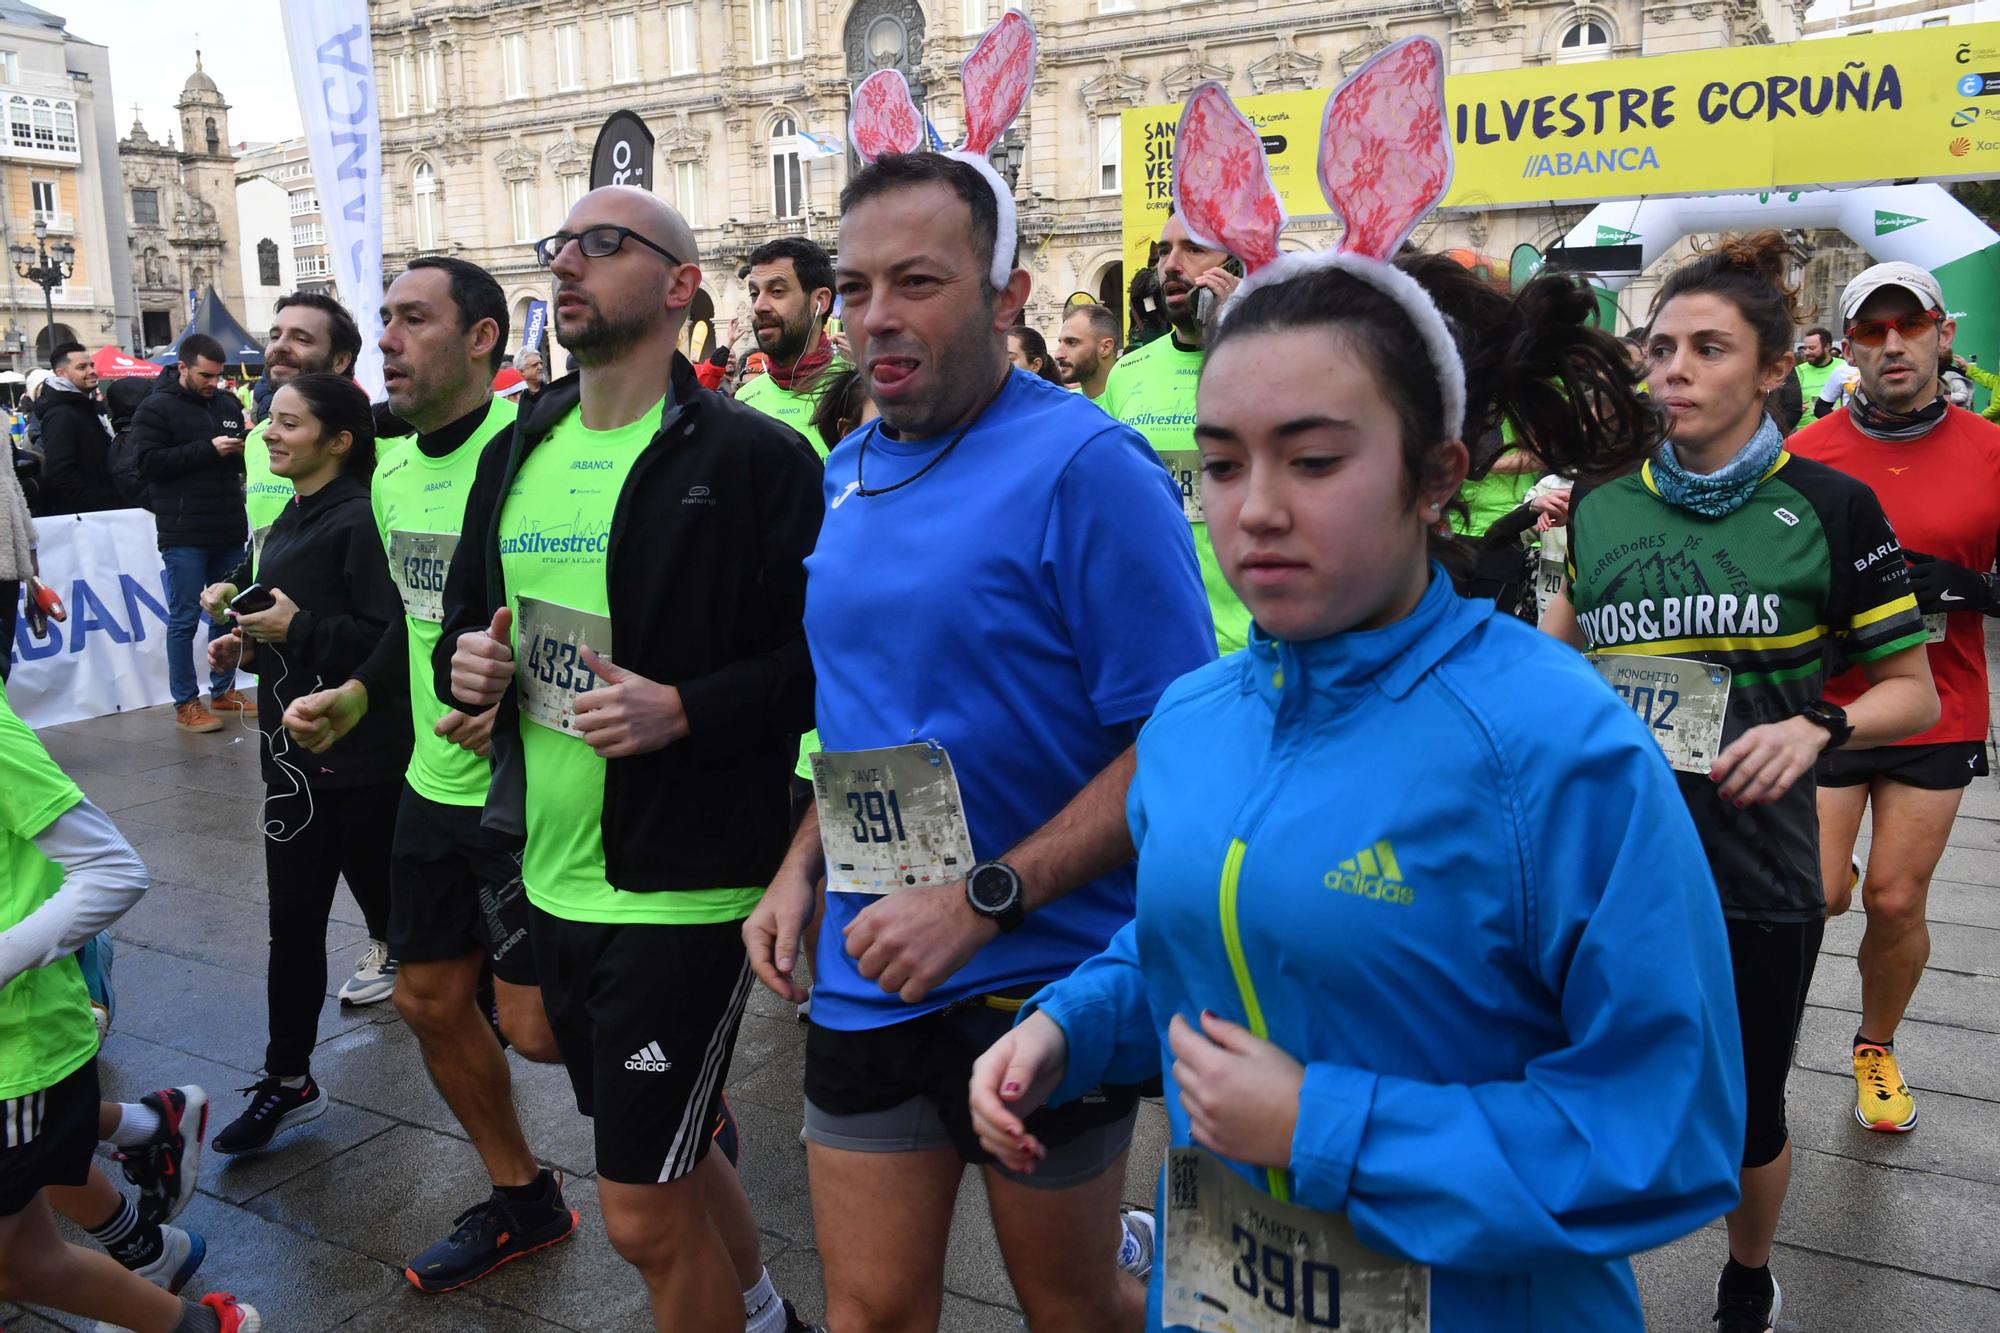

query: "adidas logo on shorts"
left=625, top=1040, right=673, bottom=1073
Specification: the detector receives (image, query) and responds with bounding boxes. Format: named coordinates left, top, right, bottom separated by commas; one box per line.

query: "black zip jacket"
left=34, top=386, right=120, bottom=514
left=130, top=380, right=248, bottom=550
left=434, top=356, right=822, bottom=895
left=250, top=474, right=411, bottom=790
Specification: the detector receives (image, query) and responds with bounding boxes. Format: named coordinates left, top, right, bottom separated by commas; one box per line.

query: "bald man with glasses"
left=437, top=187, right=825, bottom=1333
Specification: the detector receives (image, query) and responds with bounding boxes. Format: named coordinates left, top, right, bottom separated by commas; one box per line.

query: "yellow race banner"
left=1124, top=23, right=2000, bottom=278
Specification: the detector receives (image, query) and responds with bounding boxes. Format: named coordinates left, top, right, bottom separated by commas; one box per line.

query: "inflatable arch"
left=1556, top=186, right=2000, bottom=402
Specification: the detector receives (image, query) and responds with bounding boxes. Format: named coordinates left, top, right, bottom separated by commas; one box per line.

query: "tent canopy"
left=155, top=288, right=264, bottom=367
left=92, top=346, right=159, bottom=379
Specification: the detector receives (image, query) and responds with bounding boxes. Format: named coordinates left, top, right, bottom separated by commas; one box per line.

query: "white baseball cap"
left=1840, top=261, right=1946, bottom=323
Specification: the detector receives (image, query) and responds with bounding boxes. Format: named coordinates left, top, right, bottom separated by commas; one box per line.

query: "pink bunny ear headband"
left=849, top=9, right=1036, bottom=290
left=1172, top=37, right=1464, bottom=440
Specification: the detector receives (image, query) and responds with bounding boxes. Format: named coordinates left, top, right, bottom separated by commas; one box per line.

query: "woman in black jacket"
left=197, top=373, right=413, bottom=1155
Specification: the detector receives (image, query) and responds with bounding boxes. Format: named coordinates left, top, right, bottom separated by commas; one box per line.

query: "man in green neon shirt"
left=439, top=187, right=823, bottom=1333
left=241, top=293, right=362, bottom=575
left=282, top=257, right=583, bottom=1293
left=734, top=236, right=844, bottom=457
left=1098, top=211, right=1247, bottom=652
left=1793, top=325, right=1845, bottom=410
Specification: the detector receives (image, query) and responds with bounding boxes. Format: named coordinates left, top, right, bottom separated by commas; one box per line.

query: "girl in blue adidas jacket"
left=969, top=255, right=1745, bottom=1331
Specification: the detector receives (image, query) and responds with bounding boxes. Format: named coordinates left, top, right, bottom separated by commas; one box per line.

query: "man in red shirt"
left=1789, top=261, right=2000, bottom=1135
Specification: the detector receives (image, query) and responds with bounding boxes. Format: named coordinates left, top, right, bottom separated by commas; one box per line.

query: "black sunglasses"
left=533, top=224, right=683, bottom=269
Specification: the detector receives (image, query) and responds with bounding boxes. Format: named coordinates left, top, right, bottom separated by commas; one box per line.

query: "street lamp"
left=989, top=131, right=1025, bottom=192
left=10, top=220, right=74, bottom=366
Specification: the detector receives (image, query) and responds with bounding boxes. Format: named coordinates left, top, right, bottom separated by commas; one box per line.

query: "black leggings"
left=262, top=780, right=397, bottom=1076
left=1727, top=916, right=1825, bottom=1170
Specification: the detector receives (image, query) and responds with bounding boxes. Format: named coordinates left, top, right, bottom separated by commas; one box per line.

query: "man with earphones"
left=734, top=237, right=844, bottom=455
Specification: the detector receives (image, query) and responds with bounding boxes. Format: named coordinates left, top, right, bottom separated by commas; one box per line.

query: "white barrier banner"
left=282, top=0, right=386, bottom=398
left=8, top=510, right=181, bottom=729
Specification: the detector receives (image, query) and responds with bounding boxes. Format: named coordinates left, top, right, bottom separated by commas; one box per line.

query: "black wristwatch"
left=1798, top=699, right=1853, bottom=751
left=966, top=861, right=1026, bottom=933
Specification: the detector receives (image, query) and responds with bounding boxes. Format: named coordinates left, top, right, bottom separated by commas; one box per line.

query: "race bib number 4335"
left=1588, top=653, right=1731, bottom=774
left=809, top=744, right=977, bottom=895
left=1163, top=1148, right=1429, bottom=1333
left=514, top=595, right=612, bottom=735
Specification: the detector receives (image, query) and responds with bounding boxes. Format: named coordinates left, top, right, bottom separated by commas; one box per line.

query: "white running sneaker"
left=1117, top=1208, right=1156, bottom=1281
left=338, top=939, right=398, bottom=1006
left=94, top=1224, right=207, bottom=1332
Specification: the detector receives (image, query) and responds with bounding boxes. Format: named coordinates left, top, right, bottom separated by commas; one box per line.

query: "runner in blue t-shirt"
left=743, top=151, right=1215, bottom=1332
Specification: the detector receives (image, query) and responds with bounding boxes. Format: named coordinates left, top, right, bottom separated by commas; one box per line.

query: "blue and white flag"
left=797, top=129, right=844, bottom=159
left=522, top=299, right=548, bottom=355
left=281, top=0, right=386, bottom=397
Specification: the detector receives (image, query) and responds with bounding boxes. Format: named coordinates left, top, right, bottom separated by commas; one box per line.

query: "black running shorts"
left=389, top=785, right=535, bottom=984
left=528, top=905, right=752, bottom=1185
left=1817, top=740, right=1989, bottom=791
left=0, top=1059, right=98, bottom=1216
left=1726, top=917, right=1823, bottom=1170
left=804, top=993, right=1141, bottom=1186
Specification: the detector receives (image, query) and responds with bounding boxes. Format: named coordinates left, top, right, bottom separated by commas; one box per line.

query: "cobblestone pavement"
left=3, top=683, right=1996, bottom=1330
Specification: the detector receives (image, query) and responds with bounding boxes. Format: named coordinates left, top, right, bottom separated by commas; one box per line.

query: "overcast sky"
left=69, top=1, right=302, bottom=148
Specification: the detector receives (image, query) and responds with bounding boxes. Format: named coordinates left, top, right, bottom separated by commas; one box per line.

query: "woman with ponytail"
left=1545, top=231, right=1938, bottom=1332
left=195, top=372, right=414, bottom=1157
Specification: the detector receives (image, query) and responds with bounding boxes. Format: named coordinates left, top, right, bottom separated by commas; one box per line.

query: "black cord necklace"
left=853, top=378, right=1008, bottom=499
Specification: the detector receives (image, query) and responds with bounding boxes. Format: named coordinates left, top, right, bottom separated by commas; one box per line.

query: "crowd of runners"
left=3, top=30, right=1996, bottom=1333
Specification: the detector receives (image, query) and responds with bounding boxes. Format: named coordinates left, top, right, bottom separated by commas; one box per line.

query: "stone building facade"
left=0, top=0, right=131, bottom=366
left=116, top=56, right=247, bottom=351
left=367, top=0, right=1800, bottom=356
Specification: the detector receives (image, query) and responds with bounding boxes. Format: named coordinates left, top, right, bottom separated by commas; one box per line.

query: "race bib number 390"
left=514, top=595, right=612, bottom=735
left=1163, top=1149, right=1430, bottom=1333
left=388, top=529, right=458, bottom=623
left=1159, top=449, right=1205, bottom=524
left=1589, top=653, right=1731, bottom=774
left=809, top=744, right=977, bottom=895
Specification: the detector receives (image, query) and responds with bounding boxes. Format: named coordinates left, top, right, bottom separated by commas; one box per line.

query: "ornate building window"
left=7, top=97, right=28, bottom=149
left=557, top=25, right=582, bottom=91
left=413, top=160, right=440, bottom=251
left=390, top=54, right=411, bottom=116
left=1097, top=117, right=1120, bottom=193
left=205, top=116, right=219, bottom=154
left=753, top=0, right=776, bottom=64
left=668, top=5, right=697, bottom=75
left=771, top=117, right=803, bottom=219
left=31, top=99, right=54, bottom=150
left=53, top=102, right=74, bottom=153
left=1557, top=19, right=1611, bottom=62
left=257, top=238, right=280, bottom=286
left=673, top=161, right=701, bottom=226
left=510, top=180, right=535, bottom=243
left=964, top=0, right=988, bottom=36
left=613, top=13, right=639, bottom=83
left=131, top=188, right=160, bottom=227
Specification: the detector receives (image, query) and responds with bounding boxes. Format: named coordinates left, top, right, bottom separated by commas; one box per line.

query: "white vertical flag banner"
left=281, top=0, right=386, bottom=398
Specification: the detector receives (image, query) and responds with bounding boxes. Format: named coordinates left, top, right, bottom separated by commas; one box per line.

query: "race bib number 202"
left=1163, top=1148, right=1429, bottom=1333
left=1589, top=653, right=1731, bottom=774
left=809, top=743, right=977, bottom=895
left=514, top=595, right=612, bottom=735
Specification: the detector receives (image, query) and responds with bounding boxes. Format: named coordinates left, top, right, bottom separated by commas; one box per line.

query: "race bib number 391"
left=1163, top=1149, right=1430, bottom=1333
left=809, top=744, right=977, bottom=895
left=388, top=529, right=458, bottom=623
left=514, top=595, right=612, bottom=735
left=1588, top=653, right=1731, bottom=774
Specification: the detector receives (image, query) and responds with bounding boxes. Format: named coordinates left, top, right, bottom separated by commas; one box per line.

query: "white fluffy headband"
left=848, top=10, right=1036, bottom=291
left=1172, top=37, right=1464, bottom=440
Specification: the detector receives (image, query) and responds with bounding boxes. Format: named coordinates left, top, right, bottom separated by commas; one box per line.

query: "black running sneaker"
left=118, top=1085, right=208, bottom=1226
left=1712, top=1273, right=1782, bottom=1332
left=782, top=1299, right=827, bottom=1333
left=403, top=1171, right=579, bottom=1293
left=211, top=1077, right=327, bottom=1156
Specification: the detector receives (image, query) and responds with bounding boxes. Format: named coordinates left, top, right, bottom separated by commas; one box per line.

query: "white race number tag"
left=1159, top=450, right=1205, bottom=524
left=1535, top=557, right=1566, bottom=620
left=388, top=529, right=458, bottom=624
left=810, top=743, right=976, bottom=895
left=250, top=523, right=272, bottom=572
left=1162, top=1149, right=1430, bottom=1333
left=1589, top=653, right=1731, bottom=774
left=514, top=595, right=611, bottom=735
left=1924, top=612, right=1948, bottom=645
